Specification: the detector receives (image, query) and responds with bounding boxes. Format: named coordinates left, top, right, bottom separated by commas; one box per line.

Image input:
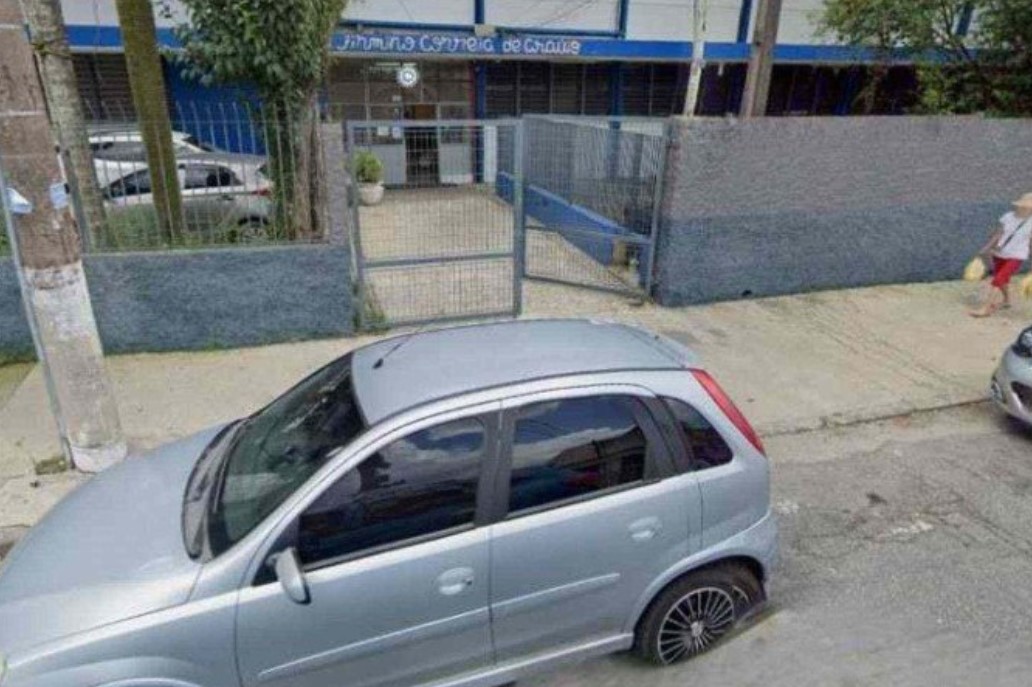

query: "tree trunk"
left=0, top=0, right=126, bottom=472
left=22, top=0, right=109, bottom=249
left=113, top=0, right=184, bottom=244
left=262, top=98, right=322, bottom=240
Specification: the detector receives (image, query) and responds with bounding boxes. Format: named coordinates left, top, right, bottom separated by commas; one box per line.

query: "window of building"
left=297, top=417, right=486, bottom=566
left=662, top=398, right=733, bottom=470
left=508, top=395, right=653, bottom=515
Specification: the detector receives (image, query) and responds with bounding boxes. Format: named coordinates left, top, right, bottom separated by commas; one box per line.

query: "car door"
left=235, top=404, right=500, bottom=687
left=488, top=386, right=703, bottom=662
left=181, top=164, right=220, bottom=232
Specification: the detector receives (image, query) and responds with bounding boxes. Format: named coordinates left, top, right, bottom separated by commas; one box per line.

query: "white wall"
left=61, top=0, right=835, bottom=47
left=61, top=0, right=185, bottom=27
left=346, top=0, right=472, bottom=25
left=626, top=0, right=745, bottom=43
left=776, top=0, right=834, bottom=45
left=486, top=0, right=619, bottom=32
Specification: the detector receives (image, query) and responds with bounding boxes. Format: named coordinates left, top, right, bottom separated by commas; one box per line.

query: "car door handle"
left=629, top=517, right=662, bottom=542
left=219, top=194, right=235, bottom=201
left=437, top=567, right=475, bottom=596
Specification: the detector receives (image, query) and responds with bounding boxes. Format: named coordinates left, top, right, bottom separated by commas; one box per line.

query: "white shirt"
left=996, top=211, right=1032, bottom=261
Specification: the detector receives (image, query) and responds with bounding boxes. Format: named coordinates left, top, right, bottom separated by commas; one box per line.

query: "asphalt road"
left=526, top=403, right=1032, bottom=687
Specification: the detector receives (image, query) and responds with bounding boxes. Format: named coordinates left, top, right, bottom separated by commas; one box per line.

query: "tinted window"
left=509, top=396, right=651, bottom=514
left=184, top=165, right=239, bottom=190
left=663, top=398, right=733, bottom=469
left=298, top=417, right=485, bottom=566
left=205, top=355, right=365, bottom=557
left=107, top=169, right=151, bottom=198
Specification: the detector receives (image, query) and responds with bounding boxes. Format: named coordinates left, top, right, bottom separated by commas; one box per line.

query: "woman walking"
left=970, top=193, right=1032, bottom=318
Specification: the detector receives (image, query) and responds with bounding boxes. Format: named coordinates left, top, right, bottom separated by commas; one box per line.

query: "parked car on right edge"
left=992, top=325, right=1032, bottom=427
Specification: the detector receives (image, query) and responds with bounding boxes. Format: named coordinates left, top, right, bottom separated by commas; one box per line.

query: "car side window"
left=508, top=395, right=655, bottom=515
left=297, top=416, right=486, bottom=567
left=107, top=169, right=152, bottom=199
left=215, top=166, right=240, bottom=187
left=662, top=397, right=734, bottom=470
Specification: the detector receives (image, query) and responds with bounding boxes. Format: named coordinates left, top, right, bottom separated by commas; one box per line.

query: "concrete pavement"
left=0, top=278, right=1029, bottom=535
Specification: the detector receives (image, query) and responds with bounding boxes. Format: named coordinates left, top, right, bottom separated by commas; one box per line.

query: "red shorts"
left=992, top=257, right=1024, bottom=288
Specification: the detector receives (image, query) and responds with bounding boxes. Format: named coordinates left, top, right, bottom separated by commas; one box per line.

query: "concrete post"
left=22, top=0, right=109, bottom=249
left=0, top=0, right=127, bottom=472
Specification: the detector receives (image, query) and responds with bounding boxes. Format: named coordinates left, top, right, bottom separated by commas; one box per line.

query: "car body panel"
left=992, top=345, right=1032, bottom=425
left=0, top=428, right=217, bottom=657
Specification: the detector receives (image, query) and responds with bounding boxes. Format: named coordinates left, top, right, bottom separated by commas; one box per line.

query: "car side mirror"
left=271, top=547, right=310, bottom=605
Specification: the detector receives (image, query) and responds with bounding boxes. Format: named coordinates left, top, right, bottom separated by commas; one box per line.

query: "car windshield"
left=192, top=354, right=366, bottom=559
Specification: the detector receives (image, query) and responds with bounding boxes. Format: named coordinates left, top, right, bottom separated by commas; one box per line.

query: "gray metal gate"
left=520, top=116, right=667, bottom=296
left=347, top=119, right=524, bottom=329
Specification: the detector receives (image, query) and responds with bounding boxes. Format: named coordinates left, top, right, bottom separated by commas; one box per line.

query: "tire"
left=633, top=565, right=762, bottom=666
left=233, top=217, right=269, bottom=243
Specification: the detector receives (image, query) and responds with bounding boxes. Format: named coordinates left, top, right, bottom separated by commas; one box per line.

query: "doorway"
left=404, top=104, right=439, bottom=186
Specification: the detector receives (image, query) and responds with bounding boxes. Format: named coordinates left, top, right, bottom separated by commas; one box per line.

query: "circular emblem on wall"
left=396, top=64, right=420, bottom=89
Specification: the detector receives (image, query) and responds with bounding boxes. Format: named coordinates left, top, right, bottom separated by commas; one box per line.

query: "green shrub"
left=354, top=151, right=384, bottom=184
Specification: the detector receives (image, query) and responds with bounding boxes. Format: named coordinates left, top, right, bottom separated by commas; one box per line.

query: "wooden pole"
left=740, top=0, right=782, bottom=118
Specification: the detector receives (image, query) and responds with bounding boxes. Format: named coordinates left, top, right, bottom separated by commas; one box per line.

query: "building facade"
left=62, top=0, right=925, bottom=122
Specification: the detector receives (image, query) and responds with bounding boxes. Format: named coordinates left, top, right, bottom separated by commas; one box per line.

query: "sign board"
left=333, top=32, right=585, bottom=58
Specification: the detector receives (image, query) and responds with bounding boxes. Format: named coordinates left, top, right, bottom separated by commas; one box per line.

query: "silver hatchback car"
left=0, top=320, right=776, bottom=687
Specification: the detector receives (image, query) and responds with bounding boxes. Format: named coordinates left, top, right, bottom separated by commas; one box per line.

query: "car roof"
left=176, top=152, right=265, bottom=167
left=88, top=126, right=192, bottom=141
left=351, top=319, right=696, bottom=425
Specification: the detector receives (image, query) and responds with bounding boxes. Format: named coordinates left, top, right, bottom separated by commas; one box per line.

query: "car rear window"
left=662, top=397, right=733, bottom=470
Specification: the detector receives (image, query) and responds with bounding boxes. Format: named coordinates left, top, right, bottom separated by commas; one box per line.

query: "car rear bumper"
left=992, top=348, right=1032, bottom=426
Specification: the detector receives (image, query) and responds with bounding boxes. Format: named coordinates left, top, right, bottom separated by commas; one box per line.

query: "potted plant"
left=354, top=151, right=385, bottom=206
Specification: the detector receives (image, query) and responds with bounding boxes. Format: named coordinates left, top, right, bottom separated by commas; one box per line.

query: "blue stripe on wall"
left=65, top=24, right=895, bottom=65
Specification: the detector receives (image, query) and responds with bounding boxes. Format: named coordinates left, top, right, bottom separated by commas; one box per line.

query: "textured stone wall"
left=654, top=116, right=1032, bottom=305
left=1, top=244, right=354, bottom=358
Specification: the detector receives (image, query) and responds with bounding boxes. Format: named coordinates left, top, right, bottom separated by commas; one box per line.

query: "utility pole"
left=0, top=0, right=127, bottom=472
left=22, top=0, right=109, bottom=248
left=740, top=0, right=783, bottom=118
left=682, top=0, right=709, bottom=117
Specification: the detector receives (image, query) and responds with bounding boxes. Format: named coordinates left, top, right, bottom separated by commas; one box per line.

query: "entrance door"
left=404, top=105, right=440, bottom=186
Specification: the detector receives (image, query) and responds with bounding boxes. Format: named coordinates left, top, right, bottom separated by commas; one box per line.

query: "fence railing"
left=39, top=101, right=332, bottom=253
left=523, top=115, right=666, bottom=237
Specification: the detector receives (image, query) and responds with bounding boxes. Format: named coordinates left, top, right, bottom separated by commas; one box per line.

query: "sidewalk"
left=1, top=279, right=1028, bottom=540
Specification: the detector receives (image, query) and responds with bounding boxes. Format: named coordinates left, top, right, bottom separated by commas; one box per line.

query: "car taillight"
left=689, top=369, right=765, bottom=455
left=252, top=187, right=271, bottom=197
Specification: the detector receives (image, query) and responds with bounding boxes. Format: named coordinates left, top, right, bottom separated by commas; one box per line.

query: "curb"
left=757, top=394, right=990, bottom=438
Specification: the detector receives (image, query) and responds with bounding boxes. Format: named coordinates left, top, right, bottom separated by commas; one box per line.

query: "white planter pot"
left=359, top=182, right=384, bottom=206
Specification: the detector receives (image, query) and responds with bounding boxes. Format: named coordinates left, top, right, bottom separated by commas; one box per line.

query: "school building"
left=62, top=0, right=933, bottom=121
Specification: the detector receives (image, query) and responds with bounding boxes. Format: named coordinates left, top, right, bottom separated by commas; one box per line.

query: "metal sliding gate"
left=520, top=116, right=667, bottom=297
left=347, top=119, right=523, bottom=329
left=346, top=116, right=666, bottom=330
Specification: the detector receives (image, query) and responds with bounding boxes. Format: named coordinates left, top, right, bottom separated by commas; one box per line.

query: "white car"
left=99, top=153, right=273, bottom=239
left=88, top=126, right=217, bottom=161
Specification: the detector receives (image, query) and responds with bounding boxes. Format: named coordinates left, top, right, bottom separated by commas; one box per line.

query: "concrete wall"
left=654, top=116, right=1032, bottom=306
left=1, top=244, right=354, bottom=359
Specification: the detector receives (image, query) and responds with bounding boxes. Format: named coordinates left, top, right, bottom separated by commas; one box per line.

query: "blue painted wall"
left=163, top=64, right=264, bottom=155
left=654, top=117, right=1032, bottom=306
